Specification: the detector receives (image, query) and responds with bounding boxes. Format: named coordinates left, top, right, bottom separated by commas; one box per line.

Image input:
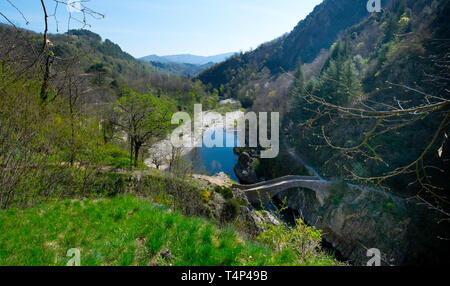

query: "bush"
left=222, top=198, right=241, bottom=222
left=201, top=190, right=211, bottom=203
left=214, top=186, right=233, bottom=200
left=91, top=172, right=127, bottom=197
left=257, top=218, right=336, bottom=265
left=328, top=181, right=348, bottom=205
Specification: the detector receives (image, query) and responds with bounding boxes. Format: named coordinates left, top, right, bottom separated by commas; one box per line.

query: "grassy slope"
left=0, top=195, right=339, bottom=266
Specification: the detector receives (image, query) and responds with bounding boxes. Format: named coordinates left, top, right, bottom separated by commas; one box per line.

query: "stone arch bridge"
left=232, top=175, right=333, bottom=205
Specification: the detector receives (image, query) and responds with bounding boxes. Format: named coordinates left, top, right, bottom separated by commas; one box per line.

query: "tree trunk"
left=129, top=136, right=134, bottom=170
left=134, top=142, right=141, bottom=168
left=40, top=53, right=53, bottom=103
left=69, top=78, right=75, bottom=167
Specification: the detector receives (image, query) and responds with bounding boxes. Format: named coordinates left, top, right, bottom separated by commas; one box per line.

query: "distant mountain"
left=150, top=61, right=215, bottom=77
left=140, top=52, right=235, bottom=66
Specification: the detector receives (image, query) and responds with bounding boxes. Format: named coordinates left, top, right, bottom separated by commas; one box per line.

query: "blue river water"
left=185, top=129, right=240, bottom=182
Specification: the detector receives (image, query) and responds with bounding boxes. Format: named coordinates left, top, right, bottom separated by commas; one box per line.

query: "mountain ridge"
left=197, top=0, right=382, bottom=97
left=140, top=52, right=235, bottom=66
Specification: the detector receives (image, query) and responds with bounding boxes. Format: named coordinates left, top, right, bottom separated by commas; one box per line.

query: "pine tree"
left=319, top=57, right=362, bottom=106
left=289, top=58, right=307, bottom=124
left=339, top=59, right=362, bottom=104
left=292, top=58, right=306, bottom=97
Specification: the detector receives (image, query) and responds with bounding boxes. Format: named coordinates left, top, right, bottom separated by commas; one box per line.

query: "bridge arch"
left=232, top=176, right=333, bottom=205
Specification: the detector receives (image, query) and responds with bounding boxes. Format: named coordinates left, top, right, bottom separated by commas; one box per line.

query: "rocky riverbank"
left=234, top=152, right=258, bottom=184
left=145, top=110, right=244, bottom=170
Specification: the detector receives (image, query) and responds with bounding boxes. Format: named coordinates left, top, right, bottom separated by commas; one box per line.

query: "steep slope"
left=285, top=0, right=449, bottom=191
left=0, top=26, right=159, bottom=101
left=0, top=26, right=218, bottom=108
left=198, top=0, right=381, bottom=98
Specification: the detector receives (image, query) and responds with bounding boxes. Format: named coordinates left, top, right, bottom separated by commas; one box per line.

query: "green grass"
left=0, top=195, right=330, bottom=266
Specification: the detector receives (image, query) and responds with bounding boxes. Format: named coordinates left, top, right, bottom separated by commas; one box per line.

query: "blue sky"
left=0, top=0, right=322, bottom=58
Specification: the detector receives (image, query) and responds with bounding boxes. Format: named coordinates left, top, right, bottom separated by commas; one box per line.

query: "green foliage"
left=113, top=89, right=175, bottom=168
left=201, top=190, right=211, bottom=203
left=328, top=181, right=348, bottom=205
left=257, top=218, right=342, bottom=266
left=293, top=58, right=305, bottom=93
left=67, top=29, right=102, bottom=41
left=90, top=173, right=127, bottom=197
left=214, top=186, right=234, bottom=200
left=316, top=37, right=362, bottom=106
left=222, top=198, right=241, bottom=222
left=0, top=195, right=339, bottom=266
left=98, top=144, right=132, bottom=169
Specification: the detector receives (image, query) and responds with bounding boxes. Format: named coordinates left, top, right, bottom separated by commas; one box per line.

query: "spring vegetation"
left=0, top=1, right=346, bottom=266
left=200, top=0, right=450, bottom=264
left=0, top=0, right=448, bottom=266
left=0, top=195, right=341, bottom=266
left=204, top=0, right=449, bottom=220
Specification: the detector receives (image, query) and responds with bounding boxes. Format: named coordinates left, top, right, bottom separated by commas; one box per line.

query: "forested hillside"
left=196, top=0, right=448, bottom=207
left=147, top=60, right=215, bottom=76
left=1, top=0, right=449, bottom=267
left=0, top=6, right=341, bottom=267
left=0, top=22, right=221, bottom=209
left=250, top=0, right=450, bottom=264
left=198, top=0, right=380, bottom=106
left=0, top=25, right=218, bottom=109
left=286, top=0, right=449, bottom=199
left=139, top=53, right=234, bottom=76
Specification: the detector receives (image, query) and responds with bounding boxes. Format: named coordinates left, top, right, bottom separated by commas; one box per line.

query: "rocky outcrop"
left=275, top=182, right=412, bottom=266
left=233, top=188, right=282, bottom=235
left=192, top=172, right=232, bottom=187
left=234, top=152, right=258, bottom=184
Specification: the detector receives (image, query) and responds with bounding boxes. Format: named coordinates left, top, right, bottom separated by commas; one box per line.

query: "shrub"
left=257, top=218, right=327, bottom=265
left=91, top=172, right=127, bottom=197
left=214, top=186, right=233, bottom=199
left=328, top=181, right=349, bottom=205
left=222, top=198, right=241, bottom=222
left=201, top=190, right=211, bottom=203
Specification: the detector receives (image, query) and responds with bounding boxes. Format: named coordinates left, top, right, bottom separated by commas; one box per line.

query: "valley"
left=0, top=0, right=449, bottom=268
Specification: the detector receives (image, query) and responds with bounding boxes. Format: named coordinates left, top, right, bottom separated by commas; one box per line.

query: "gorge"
left=0, top=0, right=448, bottom=268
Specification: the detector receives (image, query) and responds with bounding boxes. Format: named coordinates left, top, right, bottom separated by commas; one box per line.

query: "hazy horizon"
left=0, top=0, right=323, bottom=58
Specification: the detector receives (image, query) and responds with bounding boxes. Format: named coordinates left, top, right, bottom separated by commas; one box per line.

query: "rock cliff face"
left=276, top=182, right=412, bottom=265
left=234, top=152, right=258, bottom=184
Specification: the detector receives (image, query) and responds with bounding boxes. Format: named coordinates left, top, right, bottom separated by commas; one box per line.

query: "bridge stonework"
left=232, top=175, right=413, bottom=266
left=232, top=176, right=331, bottom=205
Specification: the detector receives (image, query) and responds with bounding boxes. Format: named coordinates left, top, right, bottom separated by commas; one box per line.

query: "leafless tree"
left=292, top=42, right=450, bottom=217
left=0, top=0, right=103, bottom=102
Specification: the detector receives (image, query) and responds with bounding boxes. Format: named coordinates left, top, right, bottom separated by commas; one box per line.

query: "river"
left=145, top=109, right=243, bottom=182
left=185, top=128, right=240, bottom=182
